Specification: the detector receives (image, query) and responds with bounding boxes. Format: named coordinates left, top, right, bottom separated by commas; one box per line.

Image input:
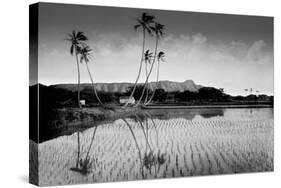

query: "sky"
left=36, top=3, right=274, bottom=96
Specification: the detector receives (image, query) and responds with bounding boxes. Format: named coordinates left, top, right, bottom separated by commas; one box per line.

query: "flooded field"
left=36, top=108, right=273, bottom=186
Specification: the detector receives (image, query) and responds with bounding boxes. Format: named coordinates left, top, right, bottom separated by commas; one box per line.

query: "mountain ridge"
left=49, top=80, right=202, bottom=93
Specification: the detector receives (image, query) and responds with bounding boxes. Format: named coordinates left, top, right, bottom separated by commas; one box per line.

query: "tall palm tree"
left=145, top=51, right=165, bottom=105
left=79, top=45, right=104, bottom=106
left=136, top=50, right=153, bottom=105
left=123, top=13, right=155, bottom=107
left=136, top=22, right=165, bottom=105
left=66, top=30, right=88, bottom=108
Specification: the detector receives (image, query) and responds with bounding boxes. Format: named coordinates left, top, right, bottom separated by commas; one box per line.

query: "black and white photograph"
left=29, top=2, right=273, bottom=186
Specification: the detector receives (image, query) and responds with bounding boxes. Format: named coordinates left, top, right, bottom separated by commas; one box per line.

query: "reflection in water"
left=127, top=108, right=226, bottom=122
left=122, top=118, right=144, bottom=177
left=199, top=109, right=225, bottom=119
left=38, top=108, right=274, bottom=186
left=70, top=125, right=99, bottom=175
left=69, top=111, right=169, bottom=177
left=122, top=113, right=167, bottom=178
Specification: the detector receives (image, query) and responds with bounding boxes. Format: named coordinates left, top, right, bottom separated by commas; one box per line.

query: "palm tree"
left=136, top=50, right=153, bottom=105
left=123, top=13, right=155, bottom=107
left=136, top=22, right=165, bottom=105
left=66, top=30, right=88, bottom=108
left=145, top=51, right=165, bottom=105
left=144, top=50, right=154, bottom=103
left=78, top=45, right=104, bottom=106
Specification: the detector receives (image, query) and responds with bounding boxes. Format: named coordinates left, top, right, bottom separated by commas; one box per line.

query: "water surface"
left=37, top=108, right=274, bottom=186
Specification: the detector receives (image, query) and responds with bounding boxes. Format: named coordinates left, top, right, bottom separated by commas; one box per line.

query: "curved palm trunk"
left=123, top=28, right=146, bottom=107
left=75, top=49, right=82, bottom=108
left=85, top=62, right=104, bottom=106
left=136, top=37, right=159, bottom=106
left=135, top=73, right=148, bottom=106
left=144, top=113, right=160, bottom=178
left=145, top=112, right=159, bottom=149
left=135, top=115, right=152, bottom=152
left=144, top=61, right=149, bottom=103
left=145, top=118, right=150, bottom=151
left=85, top=125, right=98, bottom=160
left=144, top=79, right=153, bottom=104
left=145, top=59, right=160, bottom=105
left=76, top=132, right=80, bottom=168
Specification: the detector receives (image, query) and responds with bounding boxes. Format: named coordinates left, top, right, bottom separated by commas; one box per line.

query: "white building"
left=119, top=96, right=135, bottom=105
left=79, top=100, right=86, bottom=106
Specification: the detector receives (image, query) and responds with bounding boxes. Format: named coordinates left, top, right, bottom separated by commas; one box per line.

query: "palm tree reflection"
left=122, top=118, right=145, bottom=178
left=69, top=112, right=166, bottom=178
left=70, top=125, right=99, bottom=175
left=123, top=112, right=166, bottom=178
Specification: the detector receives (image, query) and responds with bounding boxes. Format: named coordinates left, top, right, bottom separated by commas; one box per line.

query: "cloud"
left=38, top=31, right=273, bottom=95
left=39, top=32, right=273, bottom=71
left=245, top=40, right=272, bottom=65
left=83, top=31, right=273, bottom=69
left=158, top=33, right=273, bottom=66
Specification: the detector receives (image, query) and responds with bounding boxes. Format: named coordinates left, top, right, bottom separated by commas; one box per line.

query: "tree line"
left=31, top=84, right=273, bottom=108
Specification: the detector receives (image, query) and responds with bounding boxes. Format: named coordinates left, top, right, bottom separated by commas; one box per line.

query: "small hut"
left=79, top=100, right=86, bottom=106
left=119, top=96, right=135, bottom=105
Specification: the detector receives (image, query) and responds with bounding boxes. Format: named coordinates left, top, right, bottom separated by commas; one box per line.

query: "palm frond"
left=72, top=30, right=76, bottom=37
left=80, top=56, right=84, bottom=64
left=77, top=31, right=88, bottom=41
left=79, top=44, right=92, bottom=64
left=70, top=45, right=74, bottom=55
left=75, top=45, right=82, bottom=53
left=153, top=22, right=165, bottom=38
left=142, top=13, right=155, bottom=23
left=150, top=26, right=156, bottom=32
left=157, top=51, right=165, bottom=62
left=64, top=38, right=72, bottom=42
left=141, top=13, right=147, bottom=21
left=145, top=27, right=153, bottom=36
left=146, top=15, right=155, bottom=22
left=134, top=24, right=141, bottom=31
left=144, top=50, right=154, bottom=63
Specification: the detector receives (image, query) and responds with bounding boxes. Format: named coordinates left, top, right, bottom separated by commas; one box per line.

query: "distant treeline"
left=31, top=84, right=273, bottom=108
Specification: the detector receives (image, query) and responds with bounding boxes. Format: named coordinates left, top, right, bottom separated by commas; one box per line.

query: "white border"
left=0, top=0, right=280, bottom=187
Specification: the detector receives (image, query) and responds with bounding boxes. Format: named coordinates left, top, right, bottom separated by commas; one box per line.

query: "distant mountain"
left=152, top=80, right=202, bottom=92
left=51, top=80, right=202, bottom=93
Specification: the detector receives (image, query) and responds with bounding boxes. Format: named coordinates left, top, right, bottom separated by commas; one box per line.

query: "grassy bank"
left=32, top=106, right=143, bottom=143
left=53, top=106, right=142, bottom=129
